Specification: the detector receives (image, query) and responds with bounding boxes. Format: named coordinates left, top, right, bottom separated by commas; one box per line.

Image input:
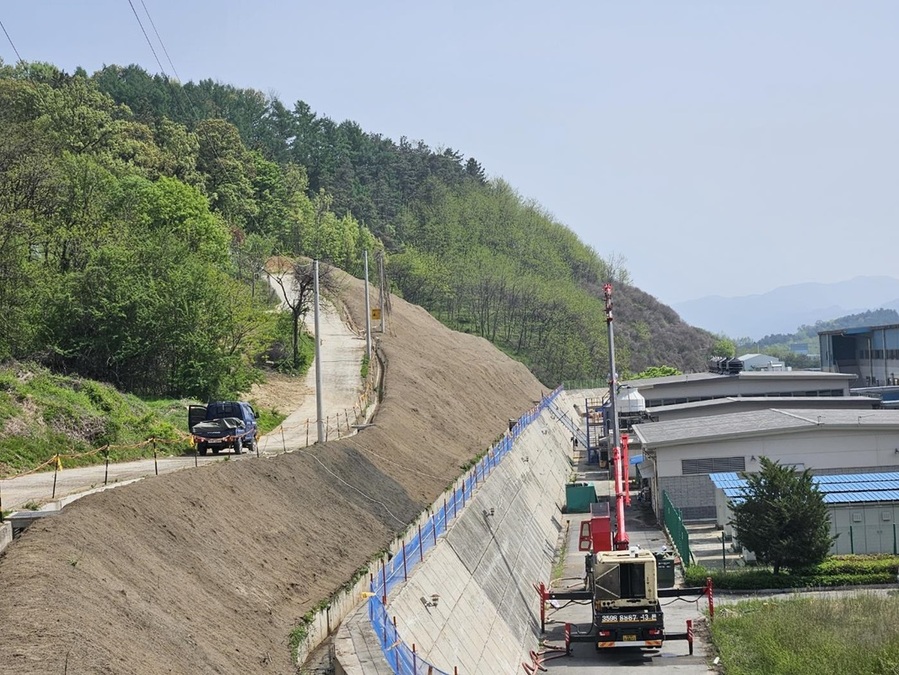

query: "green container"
left=565, top=483, right=597, bottom=513
left=655, top=553, right=675, bottom=588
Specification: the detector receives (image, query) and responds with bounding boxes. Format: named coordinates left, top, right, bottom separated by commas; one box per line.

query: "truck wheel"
left=247, top=436, right=257, bottom=453
left=212, top=446, right=220, bottom=455
left=198, top=443, right=208, bottom=456
left=234, top=438, right=243, bottom=455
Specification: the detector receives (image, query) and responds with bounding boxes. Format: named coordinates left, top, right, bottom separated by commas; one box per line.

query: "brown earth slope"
left=0, top=271, right=546, bottom=675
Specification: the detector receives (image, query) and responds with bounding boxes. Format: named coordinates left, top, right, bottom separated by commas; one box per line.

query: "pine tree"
left=730, top=457, right=834, bottom=573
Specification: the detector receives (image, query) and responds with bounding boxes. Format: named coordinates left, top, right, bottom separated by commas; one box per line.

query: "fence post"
left=707, top=576, right=714, bottom=620
left=153, top=438, right=158, bottom=476
left=418, top=523, right=424, bottom=562
left=453, top=488, right=457, bottom=519
left=104, top=447, right=110, bottom=485
left=687, top=619, right=694, bottom=655
left=52, top=453, right=60, bottom=498
left=402, top=538, right=408, bottom=581
left=432, top=513, right=438, bottom=546
left=304, top=420, right=308, bottom=448
left=381, top=559, right=387, bottom=605
left=326, top=415, right=330, bottom=442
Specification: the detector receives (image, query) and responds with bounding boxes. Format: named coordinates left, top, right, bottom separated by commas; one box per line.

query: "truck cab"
left=189, top=401, right=259, bottom=455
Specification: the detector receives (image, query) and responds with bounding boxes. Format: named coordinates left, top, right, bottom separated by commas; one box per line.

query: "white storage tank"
left=616, top=386, right=646, bottom=414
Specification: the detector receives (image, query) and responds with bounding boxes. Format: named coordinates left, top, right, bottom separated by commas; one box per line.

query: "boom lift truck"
left=536, top=284, right=703, bottom=653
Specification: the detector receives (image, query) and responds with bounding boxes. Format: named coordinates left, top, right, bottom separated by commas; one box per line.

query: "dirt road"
left=0, top=294, right=366, bottom=512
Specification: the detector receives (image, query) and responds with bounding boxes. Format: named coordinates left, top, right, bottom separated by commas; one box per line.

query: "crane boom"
left=603, top=283, right=629, bottom=550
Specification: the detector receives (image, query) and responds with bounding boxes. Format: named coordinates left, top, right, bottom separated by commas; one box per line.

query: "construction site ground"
left=0, top=270, right=548, bottom=675
left=539, top=445, right=717, bottom=674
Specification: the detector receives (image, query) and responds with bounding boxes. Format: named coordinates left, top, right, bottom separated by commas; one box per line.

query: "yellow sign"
left=371, top=308, right=381, bottom=320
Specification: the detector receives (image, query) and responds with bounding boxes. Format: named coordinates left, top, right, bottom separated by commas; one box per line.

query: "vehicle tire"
left=198, top=443, right=208, bottom=456
left=247, top=436, right=257, bottom=453
left=212, top=446, right=221, bottom=455
left=233, top=438, right=243, bottom=455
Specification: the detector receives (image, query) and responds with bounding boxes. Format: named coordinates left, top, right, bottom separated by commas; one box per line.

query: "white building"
left=632, top=408, right=899, bottom=521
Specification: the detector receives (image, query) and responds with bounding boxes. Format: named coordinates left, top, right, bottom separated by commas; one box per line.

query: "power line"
left=0, top=17, right=24, bottom=65
left=139, top=0, right=180, bottom=81
left=126, top=0, right=166, bottom=76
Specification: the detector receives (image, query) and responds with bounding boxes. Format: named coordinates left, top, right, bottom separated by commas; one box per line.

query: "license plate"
left=623, top=634, right=636, bottom=641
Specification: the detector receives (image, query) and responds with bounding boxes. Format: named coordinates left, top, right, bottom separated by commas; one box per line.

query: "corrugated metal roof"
left=648, top=396, right=878, bottom=413
left=633, top=408, right=899, bottom=447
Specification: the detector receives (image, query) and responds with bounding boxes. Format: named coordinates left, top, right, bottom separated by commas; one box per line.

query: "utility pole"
left=377, top=250, right=386, bottom=333
left=363, top=250, right=372, bottom=360
left=313, top=260, right=324, bottom=443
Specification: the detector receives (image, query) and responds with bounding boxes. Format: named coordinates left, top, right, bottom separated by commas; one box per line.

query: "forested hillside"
left=0, top=59, right=716, bottom=394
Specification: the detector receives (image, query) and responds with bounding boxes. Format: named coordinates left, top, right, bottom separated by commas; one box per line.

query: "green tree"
left=712, top=336, right=736, bottom=358
left=631, top=365, right=681, bottom=379
left=729, top=457, right=834, bottom=574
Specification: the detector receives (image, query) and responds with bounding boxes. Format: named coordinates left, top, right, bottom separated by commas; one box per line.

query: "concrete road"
left=0, top=293, right=367, bottom=513
left=539, top=511, right=715, bottom=675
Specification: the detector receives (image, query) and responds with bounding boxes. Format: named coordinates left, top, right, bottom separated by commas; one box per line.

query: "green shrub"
left=686, top=555, right=899, bottom=591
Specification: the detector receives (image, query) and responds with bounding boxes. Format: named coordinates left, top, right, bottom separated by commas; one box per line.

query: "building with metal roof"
left=620, top=370, right=855, bottom=408
left=820, top=322, right=899, bottom=394
left=648, top=395, right=880, bottom=423
left=631, top=408, right=899, bottom=521
left=708, top=472, right=899, bottom=555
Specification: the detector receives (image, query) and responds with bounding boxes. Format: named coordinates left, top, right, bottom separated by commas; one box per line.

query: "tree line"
left=0, top=60, right=376, bottom=399
left=0, top=58, right=718, bottom=397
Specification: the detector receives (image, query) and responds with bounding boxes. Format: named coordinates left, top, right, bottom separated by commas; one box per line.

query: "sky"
left=2, top=1, right=897, bottom=306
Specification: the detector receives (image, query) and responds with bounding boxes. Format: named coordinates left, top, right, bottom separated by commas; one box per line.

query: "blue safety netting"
left=366, top=386, right=563, bottom=673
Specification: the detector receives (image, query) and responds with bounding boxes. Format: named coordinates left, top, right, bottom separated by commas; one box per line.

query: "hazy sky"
left=2, top=1, right=897, bottom=305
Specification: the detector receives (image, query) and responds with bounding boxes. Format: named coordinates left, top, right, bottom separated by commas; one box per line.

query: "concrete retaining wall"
left=379, top=407, right=572, bottom=673
left=0, top=521, right=11, bottom=556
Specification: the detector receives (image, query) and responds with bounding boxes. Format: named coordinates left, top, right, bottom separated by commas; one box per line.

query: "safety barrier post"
left=707, top=577, right=714, bottom=620
left=565, top=622, right=571, bottom=655
left=392, top=617, right=399, bottom=671
left=304, top=420, right=308, bottom=447
left=326, top=416, right=330, bottom=441
left=402, top=539, right=408, bottom=581
left=432, top=514, right=437, bottom=546
left=687, top=619, right=694, bottom=655
left=381, top=560, right=387, bottom=604
left=104, top=447, right=110, bottom=484
left=413, top=643, right=417, bottom=673
left=418, top=524, right=424, bottom=561
left=537, top=582, right=546, bottom=631
left=153, top=439, right=158, bottom=476
left=452, top=489, right=457, bottom=518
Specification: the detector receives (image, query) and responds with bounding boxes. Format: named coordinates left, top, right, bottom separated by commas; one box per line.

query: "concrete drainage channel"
left=332, top=391, right=575, bottom=674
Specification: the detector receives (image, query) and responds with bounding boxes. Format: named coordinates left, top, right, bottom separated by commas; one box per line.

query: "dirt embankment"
left=0, top=271, right=546, bottom=675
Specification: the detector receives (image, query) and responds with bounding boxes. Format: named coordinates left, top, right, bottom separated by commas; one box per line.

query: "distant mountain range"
left=672, top=276, right=899, bottom=340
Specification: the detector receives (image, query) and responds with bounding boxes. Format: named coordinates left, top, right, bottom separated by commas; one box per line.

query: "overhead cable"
left=0, top=17, right=24, bottom=65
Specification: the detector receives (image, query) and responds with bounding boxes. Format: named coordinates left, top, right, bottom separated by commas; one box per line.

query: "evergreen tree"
left=730, top=457, right=834, bottom=573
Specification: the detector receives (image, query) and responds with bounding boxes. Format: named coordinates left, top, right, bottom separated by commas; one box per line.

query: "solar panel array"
left=709, top=471, right=899, bottom=505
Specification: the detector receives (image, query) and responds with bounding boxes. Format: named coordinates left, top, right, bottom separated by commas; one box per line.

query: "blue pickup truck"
left=188, top=401, right=259, bottom=455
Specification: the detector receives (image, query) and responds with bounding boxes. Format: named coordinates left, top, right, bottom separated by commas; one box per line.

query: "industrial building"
left=648, top=395, right=880, bottom=423
left=710, top=472, right=899, bottom=556
left=819, top=322, right=899, bottom=404
left=619, top=370, right=855, bottom=408
left=631, top=408, right=899, bottom=521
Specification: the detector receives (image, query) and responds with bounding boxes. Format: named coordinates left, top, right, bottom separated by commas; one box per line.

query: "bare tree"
left=270, top=259, right=338, bottom=369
